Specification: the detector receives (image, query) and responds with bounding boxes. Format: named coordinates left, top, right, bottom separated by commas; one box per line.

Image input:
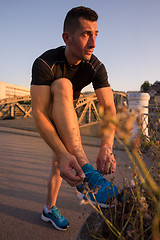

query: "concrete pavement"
left=0, top=119, right=152, bottom=240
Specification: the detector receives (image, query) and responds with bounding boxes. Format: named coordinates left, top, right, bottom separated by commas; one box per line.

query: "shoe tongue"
left=81, top=163, right=94, bottom=173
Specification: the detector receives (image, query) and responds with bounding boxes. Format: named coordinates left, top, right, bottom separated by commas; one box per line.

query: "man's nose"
left=88, top=35, right=96, bottom=48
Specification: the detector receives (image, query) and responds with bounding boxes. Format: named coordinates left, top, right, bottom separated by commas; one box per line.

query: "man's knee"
left=51, top=78, right=73, bottom=99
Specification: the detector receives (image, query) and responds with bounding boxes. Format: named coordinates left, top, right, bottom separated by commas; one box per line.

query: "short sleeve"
left=92, top=63, right=110, bottom=90
left=31, top=58, right=53, bottom=86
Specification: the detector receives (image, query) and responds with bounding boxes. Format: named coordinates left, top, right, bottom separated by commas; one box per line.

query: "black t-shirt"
left=31, top=46, right=110, bottom=99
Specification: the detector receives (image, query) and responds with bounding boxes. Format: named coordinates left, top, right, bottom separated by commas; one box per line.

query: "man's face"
left=69, top=17, right=98, bottom=63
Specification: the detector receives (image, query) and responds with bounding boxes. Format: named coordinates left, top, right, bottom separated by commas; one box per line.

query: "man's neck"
left=65, top=47, right=81, bottom=66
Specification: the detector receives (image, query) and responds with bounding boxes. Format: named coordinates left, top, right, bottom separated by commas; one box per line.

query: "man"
left=31, top=6, right=120, bottom=231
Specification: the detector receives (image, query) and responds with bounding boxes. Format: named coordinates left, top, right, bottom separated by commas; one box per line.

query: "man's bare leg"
left=51, top=78, right=89, bottom=167
left=46, top=78, right=89, bottom=209
left=42, top=152, right=69, bottom=230
left=46, top=154, right=62, bottom=209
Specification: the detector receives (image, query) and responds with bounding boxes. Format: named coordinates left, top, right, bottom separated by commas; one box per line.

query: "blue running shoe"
left=77, top=163, right=122, bottom=208
left=41, top=206, right=69, bottom=231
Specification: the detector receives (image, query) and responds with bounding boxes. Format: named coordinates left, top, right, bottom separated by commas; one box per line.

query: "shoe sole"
left=41, top=214, right=69, bottom=231
left=76, top=191, right=112, bottom=208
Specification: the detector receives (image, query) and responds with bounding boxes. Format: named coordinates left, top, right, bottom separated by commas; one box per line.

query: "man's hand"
left=58, top=153, right=85, bottom=187
left=96, top=145, right=116, bottom=175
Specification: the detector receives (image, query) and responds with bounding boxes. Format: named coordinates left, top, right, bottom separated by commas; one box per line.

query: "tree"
left=140, top=81, right=151, bottom=92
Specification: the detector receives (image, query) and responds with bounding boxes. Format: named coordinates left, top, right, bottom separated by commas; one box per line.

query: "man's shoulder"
left=38, top=46, right=65, bottom=66
left=40, top=46, right=65, bottom=57
left=87, top=54, right=104, bottom=71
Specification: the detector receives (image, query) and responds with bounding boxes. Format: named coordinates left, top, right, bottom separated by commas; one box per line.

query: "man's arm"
left=30, top=85, right=85, bottom=186
left=95, top=87, right=116, bottom=175
left=31, top=85, right=66, bottom=154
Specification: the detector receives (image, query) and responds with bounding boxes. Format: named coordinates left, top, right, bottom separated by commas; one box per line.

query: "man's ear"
left=62, top=32, right=72, bottom=45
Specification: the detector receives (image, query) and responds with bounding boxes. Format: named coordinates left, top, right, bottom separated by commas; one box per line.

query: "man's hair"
left=63, top=6, right=98, bottom=34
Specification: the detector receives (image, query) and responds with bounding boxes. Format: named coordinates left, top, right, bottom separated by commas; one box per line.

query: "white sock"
left=44, top=205, right=53, bottom=213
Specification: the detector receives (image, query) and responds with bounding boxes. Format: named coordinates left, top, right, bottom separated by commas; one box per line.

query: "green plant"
left=81, top=106, right=160, bottom=240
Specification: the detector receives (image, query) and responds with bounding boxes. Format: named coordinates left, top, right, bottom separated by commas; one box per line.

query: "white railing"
left=141, top=106, right=160, bottom=136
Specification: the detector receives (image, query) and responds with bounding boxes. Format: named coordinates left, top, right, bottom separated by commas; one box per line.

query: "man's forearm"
left=101, top=131, right=115, bottom=149
left=97, top=107, right=116, bottom=174
left=101, top=107, right=116, bottom=150
left=33, top=111, right=68, bottom=156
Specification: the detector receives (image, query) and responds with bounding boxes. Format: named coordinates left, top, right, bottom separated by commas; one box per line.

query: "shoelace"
left=85, top=169, right=107, bottom=190
left=52, top=207, right=63, bottom=220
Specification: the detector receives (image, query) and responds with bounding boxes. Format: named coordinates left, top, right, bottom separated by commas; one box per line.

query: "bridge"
left=0, top=92, right=127, bottom=126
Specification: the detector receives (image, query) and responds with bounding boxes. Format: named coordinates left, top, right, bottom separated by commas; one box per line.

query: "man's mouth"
left=85, top=50, right=93, bottom=55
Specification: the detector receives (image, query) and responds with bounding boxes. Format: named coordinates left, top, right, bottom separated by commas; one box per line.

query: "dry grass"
left=81, top=105, right=160, bottom=240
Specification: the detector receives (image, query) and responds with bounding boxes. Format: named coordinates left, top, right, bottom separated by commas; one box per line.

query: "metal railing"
left=0, top=93, right=159, bottom=137
left=0, top=92, right=127, bottom=123
left=0, top=95, right=32, bottom=119
left=141, top=105, right=160, bottom=136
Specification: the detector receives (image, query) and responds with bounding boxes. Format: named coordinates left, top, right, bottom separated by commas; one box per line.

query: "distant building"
left=147, top=81, right=160, bottom=104
left=148, top=81, right=160, bottom=94
left=0, top=81, right=30, bottom=100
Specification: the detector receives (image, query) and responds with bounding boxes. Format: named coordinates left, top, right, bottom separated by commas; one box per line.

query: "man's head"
left=63, top=6, right=98, bottom=34
left=63, top=6, right=99, bottom=65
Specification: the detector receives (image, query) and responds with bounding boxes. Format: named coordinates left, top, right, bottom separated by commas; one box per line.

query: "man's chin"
left=82, top=54, right=92, bottom=61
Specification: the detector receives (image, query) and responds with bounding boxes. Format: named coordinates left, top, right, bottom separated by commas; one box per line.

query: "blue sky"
left=0, top=0, right=159, bottom=92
